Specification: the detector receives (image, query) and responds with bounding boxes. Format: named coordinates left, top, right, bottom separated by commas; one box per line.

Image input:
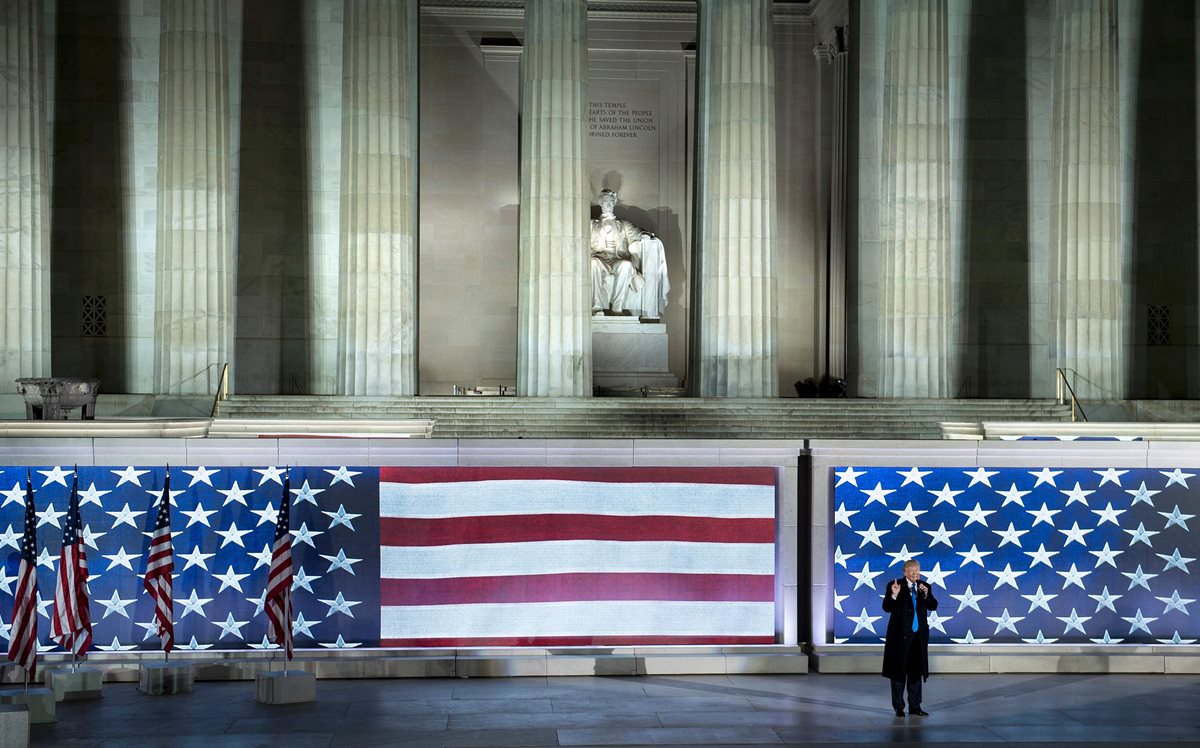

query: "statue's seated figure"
left=589, top=189, right=669, bottom=318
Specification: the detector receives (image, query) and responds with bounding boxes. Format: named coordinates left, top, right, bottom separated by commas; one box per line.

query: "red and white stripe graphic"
left=379, top=467, right=776, bottom=647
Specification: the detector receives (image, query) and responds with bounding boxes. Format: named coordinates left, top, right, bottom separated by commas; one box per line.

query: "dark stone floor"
left=28, top=672, right=1200, bottom=747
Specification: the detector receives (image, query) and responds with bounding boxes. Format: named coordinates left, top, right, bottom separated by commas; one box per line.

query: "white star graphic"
left=247, top=590, right=268, bottom=617
left=1057, top=608, right=1092, bottom=634
left=849, top=562, right=885, bottom=590
left=833, top=591, right=848, bottom=613
left=291, top=479, right=326, bottom=507
left=98, top=590, right=136, bottom=619
left=1024, top=543, right=1059, bottom=569
left=214, top=521, right=252, bottom=548
left=36, top=502, right=67, bottom=529
left=1090, top=631, right=1124, bottom=644
left=319, top=592, right=361, bottom=618
left=1022, top=631, right=1059, bottom=645
left=1028, top=468, right=1062, bottom=487
left=834, top=466, right=866, bottom=486
left=36, top=547, right=56, bottom=570
left=928, top=483, right=963, bottom=507
left=182, top=466, right=220, bottom=487
left=1122, top=609, right=1158, bottom=635
left=951, top=585, right=988, bottom=613
left=959, top=503, right=995, bottom=528
left=0, top=524, right=19, bottom=551
left=290, top=521, right=325, bottom=548
left=923, top=522, right=959, bottom=548
left=179, top=635, right=214, bottom=651
left=1157, top=548, right=1195, bottom=574
left=956, top=544, right=992, bottom=568
left=135, top=618, right=173, bottom=642
left=1027, top=502, right=1061, bottom=527
left=920, top=562, right=954, bottom=588
left=1089, top=585, right=1122, bottom=613
left=250, top=503, right=280, bottom=527
left=81, top=524, right=106, bottom=551
left=848, top=607, right=883, bottom=635
left=1124, top=522, right=1160, bottom=547
left=1159, top=468, right=1194, bottom=488
left=834, top=503, right=859, bottom=527
left=833, top=546, right=855, bottom=568
left=293, top=612, right=320, bottom=638
left=102, top=546, right=139, bottom=572
left=1058, top=521, right=1093, bottom=547
left=322, top=503, right=362, bottom=532
left=180, top=501, right=218, bottom=528
left=1125, top=481, right=1161, bottom=508
left=927, top=610, right=952, bottom=634
left=1088, top=542, right=1123, bottom=568
left=77, top=482, right=111, bottom=507
left=111, top=466, right=149, bottom=487
left=254, top=466, right=287, bottom=486
left=217, top=481, right=254, bottom=507
left=1123, top=564, right=1159, bottom=591
left=146, top=485, right=185, bottom=507
left=178, top=590, right=214, bottom=618
left=884, top=544, right=921, bottom=569
left=320, top=548, right=363, bottom=575
left=993, top=522, right=1028, bottom=548
left=854, top=522, right=889, bottom=548
left=861, top=482, right=895, bottom=507
left=249, top=635, right=280, bottom=651
left=1059, top=482, right=1094, bottom=507
left=0, top=568, right=16, bottom=595
left=0, top=483, right=25, bottom=508
left=36, top=591, right=53, bottom=618
left=896, top=467, right=931, bottom=487
left=888, top=502, right=926, bottom=527
left=38, top=466, right=72, bottom=487
left=96, top=636, right=136, bottom=651
left=318, top=635, right=361, bottom=649
left=247, top=543, right=274, bottom=570
left=213, top=612, right=250, bottom=640
left=292, top=566, right=323, bottom=593
left=1159, top=505, right=1195, bottom=532
left=1156, top=590, right=1195, bottom=615
left=1094, top=468, right=1128, bottom=487
left=951, top=630, right=988, bottom=644
left=177, top=546, right=216, bottom=571
left=1057, top=563, right=1091, bottom=589
left=996, top=483, right=1031, bottom=507
left=1021, top=585, right=1058, bottom=613
left=1157, top=632, right=1198, bottom=645
left=214, top=565, right=251, bottom=593
left=964, top=467, right=999, bottom=487
left=987, top=563, right=1026, bottom=590
left=1091, top=502, right=1125, bottom=526
left=106, top=502, right=146, bottom=530
left=325, top=466, right=362, bottom=487
left=988, top=608, right=1024, bottom=635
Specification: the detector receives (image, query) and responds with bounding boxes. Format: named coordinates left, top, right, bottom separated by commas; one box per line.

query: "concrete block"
left=44, top=666, right=103, bottom=701
left=0, top=705, right=29, bottom=747
left=545, top=655, right=638, bottom=677
left=363, top=656, right=455, bottom=679
left=0, top=688, right=55, bottom=724
left=137, top=662, right=194, bottom=695
left=255, top=670, right=316, bottom=704
left=1165, top=656, right=1200, bottom=674
left=456, top=656, right=547, bottom=677
left=725, top=654, right=808, bottom=674
left=636, top=655, right=725, bottom=675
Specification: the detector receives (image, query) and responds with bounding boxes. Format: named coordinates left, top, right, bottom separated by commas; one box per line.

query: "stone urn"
left=15, top=378, right=100, bottom=420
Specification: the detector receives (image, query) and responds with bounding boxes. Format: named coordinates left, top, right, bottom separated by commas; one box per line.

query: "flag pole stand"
left=0, top=665, right=56, bottom=723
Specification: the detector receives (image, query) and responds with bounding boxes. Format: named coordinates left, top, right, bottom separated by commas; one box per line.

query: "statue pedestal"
left=592, top=317, right=677, bottom=389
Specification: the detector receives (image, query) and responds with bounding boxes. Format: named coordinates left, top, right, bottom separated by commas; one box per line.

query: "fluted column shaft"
left=516, top=0, right=590, bottom=397
left=879, top=0, right=951, bottom=398
left=695, top=0, right=778, bottom=397
left=1051, top=0, right=1121, bottom=399
left=154, top=0, right=233, bottom=394
left=0, top=1, right=51, bottom=380
left=338, top=0, right=419, bottom=396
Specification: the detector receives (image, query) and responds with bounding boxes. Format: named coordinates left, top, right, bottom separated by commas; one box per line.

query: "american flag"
left=6, top=474, right=38, bottom=674
left=833, top=466, right=1199, bottom=644
left=50, top=471, right=93, bottom=657
left=143, top=472, right=176, bottom=652
left=265, top=472, right=293, bottom=659
left=378, top=467, right=777, bottom=647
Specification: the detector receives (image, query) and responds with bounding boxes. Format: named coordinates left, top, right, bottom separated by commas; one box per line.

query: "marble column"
left=154, top=0, right=234, bottom=394
left=694, top=0, right=779, bottom=397
left=879, top=0, right=952, bottom=398
left=0, top=1, right=51, bottom=381
left=1051, top=0, right=1121, bottom=400
left=338, top=0, right=420, bottom=396
left=516, top=0, right=590, bottom=397
left=815, top=29, right=849, bottom=381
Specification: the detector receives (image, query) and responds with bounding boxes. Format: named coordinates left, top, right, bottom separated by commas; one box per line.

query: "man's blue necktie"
left=911, top=583, right=919, bottom=632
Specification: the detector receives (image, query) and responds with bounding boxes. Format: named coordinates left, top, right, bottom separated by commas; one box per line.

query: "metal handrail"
left=1055, top=368, right=1088, bottom=423
left=210, top=363, right=229, bottom=418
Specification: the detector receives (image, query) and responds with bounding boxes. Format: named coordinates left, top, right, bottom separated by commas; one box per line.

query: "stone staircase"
left=216, top=396, right=1073, bottom=440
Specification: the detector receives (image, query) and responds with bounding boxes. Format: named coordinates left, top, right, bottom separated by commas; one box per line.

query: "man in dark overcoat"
left=880, top=559, right=938, bottom=717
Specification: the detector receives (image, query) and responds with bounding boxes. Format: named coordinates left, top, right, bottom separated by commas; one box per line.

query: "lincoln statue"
left=589, top=189, right=669, bottom=318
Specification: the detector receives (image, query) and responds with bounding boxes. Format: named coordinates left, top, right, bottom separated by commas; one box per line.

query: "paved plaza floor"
left=28, top=672, right=1200, bottom=747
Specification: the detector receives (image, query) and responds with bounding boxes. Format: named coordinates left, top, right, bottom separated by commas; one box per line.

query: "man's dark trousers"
left=889, top=640, right=922, bottom=712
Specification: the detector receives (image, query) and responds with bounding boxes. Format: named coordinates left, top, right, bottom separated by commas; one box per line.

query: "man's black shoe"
left=894, top=710, right=905, bottom=717
left=910, top=708, right=929, bottom=716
